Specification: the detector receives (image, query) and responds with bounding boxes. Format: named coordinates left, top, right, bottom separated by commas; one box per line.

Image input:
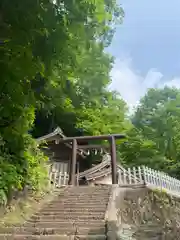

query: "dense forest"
left=1, top=0, right=180, bottom=204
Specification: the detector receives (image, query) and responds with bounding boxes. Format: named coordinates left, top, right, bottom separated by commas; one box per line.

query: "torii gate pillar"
left=69, top=139, right=77, bottom=185
left=62, top=133, right=125, bottom=185
left=110, top=136, right=117, bottom=184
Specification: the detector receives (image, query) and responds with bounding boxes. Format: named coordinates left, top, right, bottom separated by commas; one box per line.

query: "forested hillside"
left=124, top=87, right=180, bottom=178
left=1, top=0, right=180, bottom=205
left=0, top=0, right=125, bottom=204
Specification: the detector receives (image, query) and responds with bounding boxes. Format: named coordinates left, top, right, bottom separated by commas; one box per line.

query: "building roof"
left=36, top=127, right=87, bottom=157
left=77, top=153, right=135, bottom=181
left=36, top=127, right=65, bottom=142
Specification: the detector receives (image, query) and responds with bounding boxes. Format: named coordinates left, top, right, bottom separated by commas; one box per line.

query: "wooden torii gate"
left=58, top=134, right=126, bottom=185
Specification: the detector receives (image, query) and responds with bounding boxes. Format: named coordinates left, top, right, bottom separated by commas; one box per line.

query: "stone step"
left=0, top=186, right=111, bottom=240
left=45, top=201, right=109, bottom=205
left=48, top=199, right=110, bottom=204
left=23, top=221, right=105, bottom=228
left=26, top=220, right=105, bottom=225
left=50, top=200, right=109, bottom=205
left=55, top=196, right=109, bottom=199
left=35, top=210, right=106, bottom=216
left=61, top=191, right=111, bottom=194
left=30, top=214, right=105, bottom=221
left=43, top=202, right=108, bottom=208
left=58, top=188, right=110, bottom=191
left=61, top=193, right=110, bottom=196
left=0, top=226, right=105, bottom=235
left=68, top=186, right=111, bottom=189
left=62, top=189, right=111, bottom=192
left=38, top=207, right=106, bottom=212
left=39, top=206, right=107, bottom=212
left=62, top=189, right=111, bottom=194
left=0, top=234, right=106, bottom=240
left=54, top=195, right=110, bottom=199
left=57, top=190, right=110, bottom=194
left=52, top=197, right=109, bottom=200
left=63, top=190, right=110, bottom=193
left=56, top=196, right=110, bottom=200
left=38, top=209, right=106, bottom=214
left=32, top=215, right=105, bottom=221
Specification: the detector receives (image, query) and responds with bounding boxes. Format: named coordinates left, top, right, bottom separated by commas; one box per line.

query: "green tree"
left=76, top=91, right=130, bottom=135
left=131, top=87, right=180, bottom=178
left=0, top=0, right=124, bottom=203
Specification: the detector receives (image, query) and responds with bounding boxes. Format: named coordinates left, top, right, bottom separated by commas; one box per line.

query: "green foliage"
left=0, top=0, right=124, bottom=204
left=0, top=134, right=48, bottom=205
left=4, top=0, right=180, bottom=202
left=119, top=128, right=160, bottom=167
left=24, top=137, right=49, bottom=192
left=76, top=91, right=130, bottom=135
left=128, top=87, right=180, bottom=178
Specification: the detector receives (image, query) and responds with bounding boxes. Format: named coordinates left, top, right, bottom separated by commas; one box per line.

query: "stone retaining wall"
left=105, top=185, right=180, bottom=239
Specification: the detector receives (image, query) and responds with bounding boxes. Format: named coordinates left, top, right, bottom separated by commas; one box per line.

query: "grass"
left=0, top=187, right=62, bottom=227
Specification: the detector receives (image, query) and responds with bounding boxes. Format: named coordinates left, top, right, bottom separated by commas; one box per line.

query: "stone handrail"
left=118, top=165, right=180, bottom=196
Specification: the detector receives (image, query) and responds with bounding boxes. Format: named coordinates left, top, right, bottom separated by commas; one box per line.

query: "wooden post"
left=109, top=136, right=117, bottom=184
left=69, top=139, right=77, bottom=185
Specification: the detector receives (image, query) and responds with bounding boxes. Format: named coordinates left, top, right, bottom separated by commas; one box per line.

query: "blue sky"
left=109, top=0, right=180, bottom=108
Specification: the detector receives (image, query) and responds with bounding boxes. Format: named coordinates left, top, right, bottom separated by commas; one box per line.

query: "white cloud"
left=110, top=58, right=180, bottom=109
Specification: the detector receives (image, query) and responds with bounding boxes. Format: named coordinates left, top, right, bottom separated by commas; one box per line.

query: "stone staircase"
left=0, top=185, right=112, bottom=239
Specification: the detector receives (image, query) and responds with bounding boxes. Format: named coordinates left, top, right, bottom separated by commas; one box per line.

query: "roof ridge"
left=36, top=126, right=65, bottom=142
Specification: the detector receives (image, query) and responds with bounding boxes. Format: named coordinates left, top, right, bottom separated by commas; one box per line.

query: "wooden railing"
left=118, top=166, right=180, bottom=196
left=49, top=171, right=69, bottom=188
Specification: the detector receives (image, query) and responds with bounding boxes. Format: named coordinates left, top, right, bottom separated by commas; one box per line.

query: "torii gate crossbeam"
left=58, top=134, right=126, bottom=185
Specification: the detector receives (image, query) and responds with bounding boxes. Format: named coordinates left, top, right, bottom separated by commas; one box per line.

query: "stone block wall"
left=105, top=185, right=180, bottom=239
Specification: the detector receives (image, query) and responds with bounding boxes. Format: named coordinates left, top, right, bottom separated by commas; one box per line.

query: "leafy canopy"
left=0, top=0, right=125, bottom=203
